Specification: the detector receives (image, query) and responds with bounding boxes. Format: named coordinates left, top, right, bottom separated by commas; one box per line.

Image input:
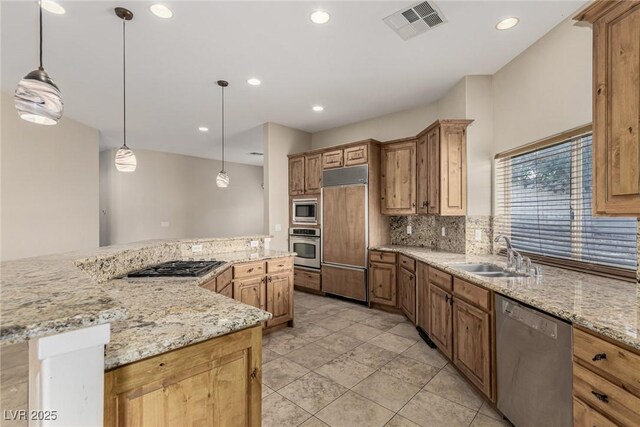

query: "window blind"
left=494, top=131, right=638, bottom=280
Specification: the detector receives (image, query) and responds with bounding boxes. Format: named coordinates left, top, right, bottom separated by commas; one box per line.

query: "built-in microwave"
left=292, top=198, right=318, bottom=225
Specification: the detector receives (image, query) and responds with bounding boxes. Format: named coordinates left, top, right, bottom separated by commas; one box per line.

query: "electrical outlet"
left=275, top=224, right=282, bottom=232
left=475, top=229, right=482, bottom=241
left=250, top=240, right=259, bottom=248
left=407, top=225, right=412, bottom=235
left=191, top=244, right=203, bottom=253
left=160, top=221, right=169, bottom=228
left=441, top=227, right=446, bottom=237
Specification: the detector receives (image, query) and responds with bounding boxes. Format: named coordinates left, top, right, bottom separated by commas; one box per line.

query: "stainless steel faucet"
left=494, top=234, right=517, bottom=269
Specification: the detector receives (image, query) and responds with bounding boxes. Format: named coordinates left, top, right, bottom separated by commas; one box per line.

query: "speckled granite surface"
left=103, top=249, right=291, bottom=369
left=371, top=245, right=640, bottom=350
left=1, top=236, right=291, bottom=370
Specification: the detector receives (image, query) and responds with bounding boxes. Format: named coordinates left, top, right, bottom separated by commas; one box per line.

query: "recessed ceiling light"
left=247, top=78, right=261, bottom=86
left=496, top=17, right=519, bottom=30
left=150, top=4, right=173, bottom=19
left=199, top=126, right=209, bottom=132
left=41, top=0, right=65, bottom=15
left=312, top=105, right=324, bottom=112
left=310, top=10, right=330, bottom=24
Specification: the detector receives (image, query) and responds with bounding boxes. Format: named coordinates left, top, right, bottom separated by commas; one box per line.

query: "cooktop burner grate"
left=127, top=260, right=225, bottom=278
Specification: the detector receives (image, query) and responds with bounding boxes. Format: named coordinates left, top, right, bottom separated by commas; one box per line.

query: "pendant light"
left=216, top=80, right=230, bottom=188
left=14, top=0, right=63, bottom=125
left=114, top=7, right=136, bottom=172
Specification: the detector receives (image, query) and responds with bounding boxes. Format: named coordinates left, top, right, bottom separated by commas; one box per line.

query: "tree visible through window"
left=495, top=133, right=637, bottom=275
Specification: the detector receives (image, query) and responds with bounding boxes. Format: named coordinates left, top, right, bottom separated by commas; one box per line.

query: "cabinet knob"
left=412, top=202, right=416, bottom=207
left=591, top=391, right=608, bottom=403
left=248, top=268, right=254, bottom=273
left=592, top=353, right=607, bottom=362
left=250, top=368, right=258, bottom=380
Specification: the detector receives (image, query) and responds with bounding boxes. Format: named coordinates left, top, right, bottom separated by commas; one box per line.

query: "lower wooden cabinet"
left=234, top=277, right=266, bottom=311
left=416, top=262, right=429, bottom=332
left=398, top=267, right=416, bottom=324
left=452, top=298, right=492, bottom=398
left=104, top=326, right=262, bottom=427
left=429, top=283, right=453, bottom=359
left=266, top=273, right=293, bottom=328
left=369, top=261, right=397, bottom=306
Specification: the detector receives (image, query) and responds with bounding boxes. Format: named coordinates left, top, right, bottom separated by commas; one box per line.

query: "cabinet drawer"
left=574, top=328, right=640, bottom=395
left=453, top=278, right=491, bottom=312
left=215, top=267, right=233, bottom=293
left=398, top=255, right=416, bottom=273
left=294, top=268, right=321, bottom=291
left=573, top=363, right=640, bottom=426
left=267, top=257, right=292, bottom=274
left=233, top=261, right=265, bottom=279
left=428, top=266, right=452, bottom=292
left=323, top=150, right=344, bottom=169
left=574, top=397, right=617, bottom=427
left=369, top=251, right=396, bottom=264
left=344, top=145, right=368, bottom=166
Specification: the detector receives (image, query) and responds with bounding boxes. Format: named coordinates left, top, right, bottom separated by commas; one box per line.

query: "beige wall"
left=492, top=18, right=592, bottom=154
left=436, top=78, right=467, bottom=119
left=263, top=123, right=312, bottom=251
left=311, top=104, right=438, bottom=150
left=100, top=148, right=264, bottom=245
left=1, top=93, right=99, bottom=261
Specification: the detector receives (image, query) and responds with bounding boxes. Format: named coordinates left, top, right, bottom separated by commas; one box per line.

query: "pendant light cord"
left=122, top=18, right=127, bottom=148
left=221, top=85, right=225, bottom=172
left=39, top=0, right=43, bottom=69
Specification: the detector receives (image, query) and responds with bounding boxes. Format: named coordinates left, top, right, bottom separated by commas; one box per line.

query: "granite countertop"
left=1, top=236, right=293, bottom=370
left=371, top=245, right=640, bottom=351
left=103, top=249, right=291, bottom=369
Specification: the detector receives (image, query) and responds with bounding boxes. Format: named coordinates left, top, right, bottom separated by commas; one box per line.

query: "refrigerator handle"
left=322, top=263, right=365, bottom=271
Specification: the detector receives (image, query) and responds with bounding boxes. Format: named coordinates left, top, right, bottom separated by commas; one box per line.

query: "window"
left=494, top=127, right=637, bottom=280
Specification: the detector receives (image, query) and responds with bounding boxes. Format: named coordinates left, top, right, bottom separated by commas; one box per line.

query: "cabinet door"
left=369, top=262, right=397, bottom=306
left=417, top=262, right=429, bottom=332
left=289, top=156, right=305, bottom=195
left=453, top=298, right=492, bottom=398
left=399, top=267, right=416, bottom=324
left=305, top=154, right=322, bottom=194
left=266, top=273, right=293, bottom=328
left=381, top=140, right=417, bottom=215
left=417, top=134, right=429, bottom=214
left=591, top=3, right=640, bottom=215
left=104, top=326, right=262, bottom=427
left=344, top=145, right=368, bottom=166
left=440, top=124, right=467, bottom=215
left=233, top=277, right=265, bottom=311
left=429, top=283, right=452, bottom=359
left=323, top=150, right=344, bottom=169
left=426, top=129, right=440, bottom=214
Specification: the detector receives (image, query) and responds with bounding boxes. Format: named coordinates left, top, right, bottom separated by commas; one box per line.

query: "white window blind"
left=494, top=130, right=637, bottom=279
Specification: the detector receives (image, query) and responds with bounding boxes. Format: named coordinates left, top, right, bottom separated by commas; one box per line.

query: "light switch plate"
left=407, top=225, right=412, bottom=235
left=161, top=221, right=169, bottom=228
left=441, top=227, right=446, bottom=237
left=191, top=244, right=203, bottom=253
left=275, top=224, right=282, bottom=232
left=250, top=240, right=259, bottom=248
left=475, top=229, right=482, bottom=241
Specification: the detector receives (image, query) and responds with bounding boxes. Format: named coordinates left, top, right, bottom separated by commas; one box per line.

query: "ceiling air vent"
left=383, top=1, right=447, bottom=41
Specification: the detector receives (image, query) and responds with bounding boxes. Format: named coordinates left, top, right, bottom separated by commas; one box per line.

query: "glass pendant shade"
left=216, top=171, right=229, bottom=188
left=14, top=68, right=63, bottom=125
left=115, top=146, right=137, bottom=172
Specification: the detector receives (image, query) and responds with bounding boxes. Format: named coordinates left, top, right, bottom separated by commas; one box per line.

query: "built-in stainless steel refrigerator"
left=321, top=165, right=368, bottom=301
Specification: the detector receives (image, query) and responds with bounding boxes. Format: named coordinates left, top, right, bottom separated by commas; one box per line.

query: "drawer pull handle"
left=592, top=353, right=607, bottom=362
left=591, top=391, right=608, bottom=403
left=247, top=268, right=254, bottom=272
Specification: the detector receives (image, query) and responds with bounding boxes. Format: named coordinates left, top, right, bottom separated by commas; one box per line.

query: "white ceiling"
left=1, top=1, right=587, bottom=166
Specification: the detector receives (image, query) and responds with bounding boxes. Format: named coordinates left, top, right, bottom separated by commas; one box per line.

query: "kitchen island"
left=0, top=235, right=293, bottom=427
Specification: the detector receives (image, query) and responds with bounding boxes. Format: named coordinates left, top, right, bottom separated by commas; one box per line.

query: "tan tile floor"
left=262, top=291, right=514, bottom=427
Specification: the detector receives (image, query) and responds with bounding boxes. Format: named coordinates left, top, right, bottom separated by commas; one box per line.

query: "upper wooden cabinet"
left=576, top=1, right=640, bottom=216
left=289, top=154, right=322, bottom=195
left=305, top=154, right=322, bottom=193
left=344, top=144, right=368, bottom=166
left=323, top=149, right=344, bottom=169
left=289, top=156, right=305, bottom=196
left=381, top=140, right=417, bottom=215
left=418, top=120, right=473, bottom=216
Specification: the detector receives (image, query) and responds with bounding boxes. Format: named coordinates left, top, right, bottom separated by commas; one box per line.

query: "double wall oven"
left=289, top=227, right=320, bottom=269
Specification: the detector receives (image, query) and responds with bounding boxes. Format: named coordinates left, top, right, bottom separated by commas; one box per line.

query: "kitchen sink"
left=451, top=263, right=527, bottom=278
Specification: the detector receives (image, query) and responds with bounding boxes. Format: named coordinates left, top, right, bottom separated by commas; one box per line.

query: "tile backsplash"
left=389, top=215, right=493, bottom=255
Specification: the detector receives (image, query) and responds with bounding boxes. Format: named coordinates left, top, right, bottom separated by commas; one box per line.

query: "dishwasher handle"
left=502, top=299, right=559, bottom=339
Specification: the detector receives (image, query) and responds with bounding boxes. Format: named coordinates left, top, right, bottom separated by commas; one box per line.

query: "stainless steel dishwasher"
left=495, top=294, right=572, bottom=427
